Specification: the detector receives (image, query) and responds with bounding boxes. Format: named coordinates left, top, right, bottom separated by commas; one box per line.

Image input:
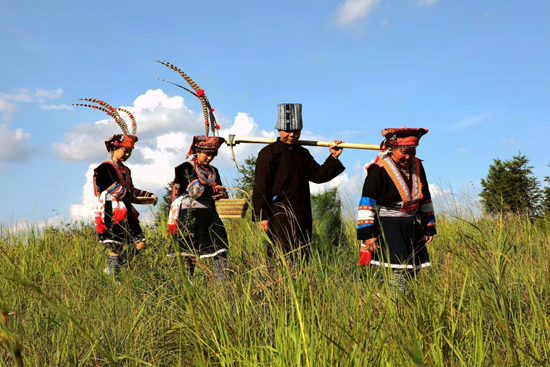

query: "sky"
left=1, top=0, right=549, bottom=227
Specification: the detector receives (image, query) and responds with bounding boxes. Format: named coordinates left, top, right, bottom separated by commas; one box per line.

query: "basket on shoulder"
left=215, top=187, right=250, bottom=219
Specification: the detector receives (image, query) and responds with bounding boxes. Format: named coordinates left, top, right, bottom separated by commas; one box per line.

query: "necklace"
left=391, top=158, right=412, bottom=179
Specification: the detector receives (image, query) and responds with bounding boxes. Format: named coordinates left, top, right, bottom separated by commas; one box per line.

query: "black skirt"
left=175, top=207, right=228, bottom=258
left=98, top=201, right=145, bottom=250
left=371, top=216, right=430, bottom=270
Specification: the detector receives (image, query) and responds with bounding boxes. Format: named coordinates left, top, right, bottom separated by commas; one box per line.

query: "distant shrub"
left=311, top=188, right=343, bottom=249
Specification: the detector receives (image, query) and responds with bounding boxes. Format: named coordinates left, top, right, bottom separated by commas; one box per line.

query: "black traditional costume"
left=252, top=103, right=345, bottom=260
left=357, top=127, right=436, bottom=292
left=74, top=99, right=154, bottom=275
left=167, top=136, right=228, bottom=259
left=158, top=61, right=229, bottom=277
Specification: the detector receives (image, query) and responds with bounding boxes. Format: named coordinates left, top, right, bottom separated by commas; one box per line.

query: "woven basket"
left=215, top=188, right=250, bottom=219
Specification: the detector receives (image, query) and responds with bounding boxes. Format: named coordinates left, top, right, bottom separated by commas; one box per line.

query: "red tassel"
left=215, top=124, right=220, bottom=129
left=359, top=250, right=372, bottom=266
left=211, top=108, right=215, bottom=112
left=167, top=223, right=178, bottom=235
left=196, top=89, right=205, bottom=96
left=359, top=242, right=372, bottom=266
left=95, top=216, right=107, bottom=234
left=113, top=207, right=128, bottom=224
left=98, top=100, right=103, bottom=104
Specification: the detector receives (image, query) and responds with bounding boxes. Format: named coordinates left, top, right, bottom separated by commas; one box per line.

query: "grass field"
left=1, top=209, right=549, bottom=366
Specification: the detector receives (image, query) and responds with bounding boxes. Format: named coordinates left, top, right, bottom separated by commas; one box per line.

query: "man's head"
left=276, top=103, right=303, bottom=132
left=278, top=130, right=301, bottom=145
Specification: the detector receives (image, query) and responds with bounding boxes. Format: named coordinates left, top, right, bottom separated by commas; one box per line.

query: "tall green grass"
left=1, top=211, right=549, bottom=365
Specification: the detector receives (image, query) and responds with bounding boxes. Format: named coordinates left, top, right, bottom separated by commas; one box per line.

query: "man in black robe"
left=252, top=103, right=346, bottom=261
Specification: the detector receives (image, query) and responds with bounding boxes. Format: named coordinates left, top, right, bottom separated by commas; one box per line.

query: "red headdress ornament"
left=381, top=127, right=428, bottom=148
left=73, top=99, right=139, bottom=151
left=186, top=135, right=226, bottom=159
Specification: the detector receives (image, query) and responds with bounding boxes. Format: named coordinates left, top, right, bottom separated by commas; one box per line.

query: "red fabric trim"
left=357, top=219, right=374, bottom=225
left=167, top=223, right=178, bottom=235
left=113, top=207, right=128, bottom=224
left=387, top=136, right=419, bottom=146
left=95, top=216, right=107, bottom=234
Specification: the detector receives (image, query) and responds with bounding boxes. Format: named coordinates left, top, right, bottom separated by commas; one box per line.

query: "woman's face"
left=391, top=146, right=416, bottom=167
left=112, top=147, right=133, bottom=162
left=196, top=150, right=217, bottom=165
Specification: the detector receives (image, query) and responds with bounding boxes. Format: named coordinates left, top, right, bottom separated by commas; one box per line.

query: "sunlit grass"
left=1, top=208, right=549, bottom=365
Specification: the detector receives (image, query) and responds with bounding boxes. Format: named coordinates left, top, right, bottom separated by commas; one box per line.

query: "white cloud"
left=0, top=88, right=63, bottom=103
left=0, top=87, right=72, bottom=163
left=417, top=0, right=438, bottom=7
left=63, top=89, right=277, bottom=221
left=40, top=104, right=74, bottom=111
left=502, top=137, right=516, bottom=144
left=0, top=98, right=17, bottom=122
left=0, top=123, right=34, bottom=162
left=447, top=112, right=491, bottom=132
left=0, top=97, right=34, bottom=162
left=429, top=183, right=451, bottom=198
left=334, top=0, right=380, bottom=28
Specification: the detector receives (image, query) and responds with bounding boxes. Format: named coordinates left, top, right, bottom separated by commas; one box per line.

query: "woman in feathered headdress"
left=357, top=127, right=437, bottom=296
left=158, top=61, right=229, bottom=279
left=74, top=99, right=158, bottom=276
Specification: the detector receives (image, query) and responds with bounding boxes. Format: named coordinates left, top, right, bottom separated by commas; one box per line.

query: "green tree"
left=479, top=153, right=541, bottom=216
left=233, top=155, right=257, bottom=198
left=154, top=181, right=173, bottom=227
left=311, top=187, right=343, bottom=248
left=542, top=164, right=550, bottom=216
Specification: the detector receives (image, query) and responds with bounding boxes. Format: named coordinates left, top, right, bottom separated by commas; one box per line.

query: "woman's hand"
left=213, top=186, right=228, bottom=200
left=329, top=140, right=344, bottom=159
left=151, top=195, right=158, bottom=206
left=425, top=236, right=434, bottom=244
left=362, top=237, right=379, bottom=252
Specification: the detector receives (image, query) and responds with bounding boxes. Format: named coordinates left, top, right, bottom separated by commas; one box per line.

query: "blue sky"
left=1, top=0, right=549, bottom=226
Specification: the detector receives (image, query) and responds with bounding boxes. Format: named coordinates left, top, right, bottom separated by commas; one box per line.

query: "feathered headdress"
left=73, top=98, right=138, bottom=151
left=156, top=60, right=221, bottom=137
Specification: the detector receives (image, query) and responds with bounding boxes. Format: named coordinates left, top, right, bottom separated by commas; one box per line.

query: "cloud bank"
left=0, top=87, right=68, bottom=163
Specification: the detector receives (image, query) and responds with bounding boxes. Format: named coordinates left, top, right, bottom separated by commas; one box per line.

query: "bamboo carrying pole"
left=225, top=135, right=380, bottom=150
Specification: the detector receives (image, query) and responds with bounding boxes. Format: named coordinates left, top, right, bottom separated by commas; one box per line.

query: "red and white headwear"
left=73, top=99, right=139, bottom=151
left=381, top=127, right=428, bottom=148
left=186, top=135, right=226, bottom=159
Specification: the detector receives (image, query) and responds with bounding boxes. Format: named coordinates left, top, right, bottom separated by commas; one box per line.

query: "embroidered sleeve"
left=132, top=188, right=153, bottom=197
left=357, top=165, right=382, bottom=240
left=106, top=182, right=127, bottom=200
left=419, top=162, right=437, bottom=236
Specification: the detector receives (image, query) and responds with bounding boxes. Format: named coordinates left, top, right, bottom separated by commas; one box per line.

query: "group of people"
left=76, top=63, right=437, bottom=293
